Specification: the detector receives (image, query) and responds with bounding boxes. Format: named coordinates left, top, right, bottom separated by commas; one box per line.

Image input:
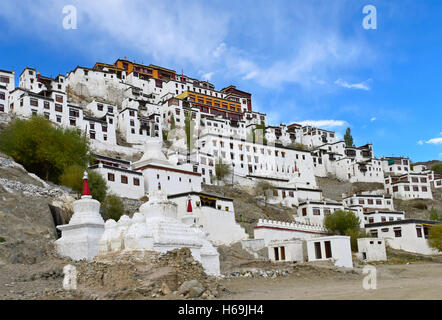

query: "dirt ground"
left=220, top=263, right=442, bottom=300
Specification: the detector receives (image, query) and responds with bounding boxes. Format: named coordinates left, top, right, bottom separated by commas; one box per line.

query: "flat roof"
left=365, top=219, right=440, bottom=228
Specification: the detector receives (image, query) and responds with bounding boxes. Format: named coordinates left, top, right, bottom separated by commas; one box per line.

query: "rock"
left=178, top=280, right=204, bottom=298
left=161, top=282, right=171, bottom=296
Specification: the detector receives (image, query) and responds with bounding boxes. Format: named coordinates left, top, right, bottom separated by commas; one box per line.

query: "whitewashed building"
left=168, top=192, right=248, bottom=245
left=365, top=219, right=441, bottom=255
left=305, top=236, right=353, bottom=268
left=362, top=210, right=405, bottom=225
left=357, top=238, right=387, bottom=261
left=0, top=69, right=14, bottom=113
left=384, top=173, right=433, bottom=200
left=343, top=194, right=394, bottom=212
left=254, top=219, right=329, bottom=246
left=381, top=157, right=411, bottom=175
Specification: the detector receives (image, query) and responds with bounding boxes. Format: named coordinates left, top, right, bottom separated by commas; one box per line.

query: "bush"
left=60, top=165, right=85, bottom=196
left=88, top=171, right=108, bottom=203
left=324, top=210, right=361, bottom=236
left=0, top=116, right=91, bottom=182
left=60, top=165, right=108, bottom=202
left=429, top=208, right=442, bottom=222
left=101, top=194, right=124, bottom=221
left=431, top=162, right=442, bottom=174
left=428, top=224, right=442, bottom=252
left=215, top=158, right=231, bottom=182
left=0, top=236, right=6, bottom=243
left=345, top=229, right=372, bottom=252
left=255, top=181, right=276, bottom=206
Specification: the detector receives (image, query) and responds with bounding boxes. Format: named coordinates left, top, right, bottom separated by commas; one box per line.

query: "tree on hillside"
left=428, top=224, right=442, bottom=252
left=324, top=210, right=361, bottom=236
left=344, top=127, right=354, bottom=147
left=430, top=208, right=442, bottom=222
left=184, top=110, right=194, bottom=154
left=431, top=162, right=442, bottom=173
left=0, top=116, right=91, bottom=182
left=255, top=181, right=276, bottom=207
left=214, top=158, right=231, bottom=184
left=101, top=194, right=125, bottom=221
left=60, top=165, right=108, bottom=202
left=170, top=114, right=176, bottom=130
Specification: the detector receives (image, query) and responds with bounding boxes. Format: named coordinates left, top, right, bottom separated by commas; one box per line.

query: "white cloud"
left=335, top=78, right=372, bottom=91
left=298, top=120, right=348, bottom=129
left=370, top=117, right=376, bottom=122
left=199, top=71, right=215, bottom=81
left=426, top=137, right=442, bottom=145
left=417, top=140, right=424, bottom=145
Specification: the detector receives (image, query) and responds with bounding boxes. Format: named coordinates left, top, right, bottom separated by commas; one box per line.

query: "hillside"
left=202, top=184, right=296, bottom=237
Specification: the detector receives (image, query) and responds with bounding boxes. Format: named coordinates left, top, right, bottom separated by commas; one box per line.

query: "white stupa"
left=55, top=172, right=105, bottom=260
left=98, top=190, right=221, bottom=276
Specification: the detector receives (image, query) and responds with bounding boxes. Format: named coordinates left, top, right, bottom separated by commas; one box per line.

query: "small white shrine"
left=98, top=191, right=221, bottom=276
left=55, top=172, right=105, bottom=260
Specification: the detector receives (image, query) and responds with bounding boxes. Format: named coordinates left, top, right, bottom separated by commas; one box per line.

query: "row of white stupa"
left=55, top=172, right=221, bottom=275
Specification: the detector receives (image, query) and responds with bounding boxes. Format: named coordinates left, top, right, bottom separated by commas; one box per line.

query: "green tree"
left=60, top=164, right=85, bottom=197
left=214, top=158, right=231, bottom=183
left=88, top=171, right=108, bottom=202
left=253, top=122, right=267, bottom=144
left=344, top=127, right=354, bottom=147
left=345, top=229, right=372, bottom=252
left=101, top=194, right=125, bottom=221
left=170, top=114, right=176, bottom=130
left=60, top=165, right=108, bottom=202
left=430, top=208, right=442, bottom=222
left=428, top=224, right=442, bottom=252
left=255, top=181, right=276, bottom=207
left=431, top=162, right=442, bottom=173
left=184, top=110, right=194, bottom=154
left=324, top=210, right=361, bottom=236
left=0, top=116, right=91, bottom=182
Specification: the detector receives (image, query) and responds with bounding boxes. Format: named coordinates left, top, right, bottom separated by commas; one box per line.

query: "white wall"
left=305, top=236, right=353, bottom=268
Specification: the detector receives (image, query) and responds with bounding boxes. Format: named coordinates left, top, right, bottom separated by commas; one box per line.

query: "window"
left=55, top=104, right=63, bottom=112
left=422, top=186, right=428, bottom=192
left=394, top=228, right=402, bottom=238
left=108, top=173, right=115, bottom=181
left=376, top=200, right=382, bottom=205
left=56, top=95, right=63, bottom=103
left=44, top=101, right=50, bottom=109
left=274, top=247, right=279, bottom=261
left=69, top=108, right=80, bottom=118
left=121, top=175, right=128, bottom=184
left=313, top=208, right=321, bottom=216
left=416, top=227, right=422, bottom=238
left=0, top=76, right=9, bottom=83
left=302, top=208, right=307, bottom=216
left=324, top=241, right=332, bottom=258
left=133, top=178, right=140, bottom=186
left=129, top=110, right=135, bottom=117
left=30, top=99, right=38, bottom=107
left=56, top=116, right=61, bottom=123
left=70, top=119, right=76, bottom=126
left=0, top=92, right=5, bottom=100
left=314, top=242, right=322, bottom=259
left=97, top=104, right=103, bottom=111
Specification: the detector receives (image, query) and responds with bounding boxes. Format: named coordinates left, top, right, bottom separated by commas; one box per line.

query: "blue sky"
left=0, top=0, right=441, bottom=162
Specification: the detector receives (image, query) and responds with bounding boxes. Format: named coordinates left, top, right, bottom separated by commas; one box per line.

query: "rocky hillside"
left=202, top=183, right=296, bottom=237
left=0, top=152, right=74, bottom=265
